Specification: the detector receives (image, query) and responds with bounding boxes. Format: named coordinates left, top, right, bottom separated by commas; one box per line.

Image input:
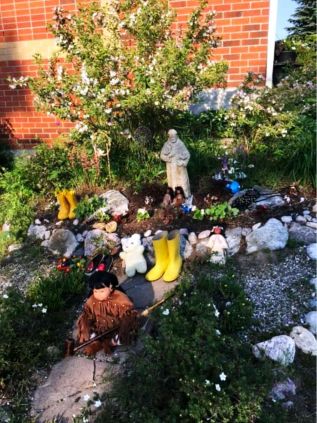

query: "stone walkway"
left=31, top=275, right=178, bottom=422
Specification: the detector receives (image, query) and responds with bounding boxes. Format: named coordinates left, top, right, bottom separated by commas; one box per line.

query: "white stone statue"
left=160, top=129, right=191, bottom=197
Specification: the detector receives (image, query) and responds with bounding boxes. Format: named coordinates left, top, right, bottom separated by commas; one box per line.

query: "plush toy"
left=119, top=234, right=147, bottom=277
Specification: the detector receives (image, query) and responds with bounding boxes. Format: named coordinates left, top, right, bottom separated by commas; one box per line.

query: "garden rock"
left=195, top=242, right=209, bottom=258
left=31, top=356, right=110, bottom=422
left=252, top=222, right=262, bottom=231
left=8, top=244, right=22, bottom=253
left=250, top=186, right=285, bottom=209
left=246, top=218, right=288, bottom=254
left=241, top=227, right=252, bottom=237
left=76, top=233, right=84, bottom=243
left=47, top=229, right=78, bottom=258
left=290, top=326, right=317, bottom=355
left=307, top=243, right=317, bottom=260
left=309, top=277, right=317, bottom=289
left=85, top=229, right=112, bottom=257
left=303, top=210, right=310, bottom=216
left=179, top=228, right=189, bottom=236
left=288, top=222, right=316, bottom=245
left=305, top=215, right=312, bottom=221
left=72, top=218, right=79, bottom=226
left=225, top=227, right=242, bottom=256
left=188, top=232, right=198, bottom=245
left=198, top=230, right=211, bottom=240
left=2, top=222, right=10, bottom=232
left=44, top=230, right=51, bottom=240
left=180, top=235, right=187, bottom=258
left=281, top=216, right=292, bottom=224
left=295, top=215, right=306, bottom=224
left=270, top=378, right=296, bottom=401
left=35, top=218, right=41, bottom=225
left=252, top=335, right=295, bottom=366
left=306, top=221, right=317, bottom=230
left=304, top=311, right=317, bottom=334
left=27, top=224, right=47, bottom=240
left=144, top=229, right=152, bottom=237
left=312, top=204, right=317, bottom=213
left=99, top=190, right=129, bottom=216
left=183, top=241, right=194, bottom=260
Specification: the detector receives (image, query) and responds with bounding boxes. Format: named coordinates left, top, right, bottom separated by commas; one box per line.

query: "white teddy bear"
left=119, top=233, right=147, bottom=277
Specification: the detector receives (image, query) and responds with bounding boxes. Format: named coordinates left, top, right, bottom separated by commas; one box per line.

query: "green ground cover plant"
left=0, top=269, right=85, bottom=420
left=97, top=272, right=282, bottom=423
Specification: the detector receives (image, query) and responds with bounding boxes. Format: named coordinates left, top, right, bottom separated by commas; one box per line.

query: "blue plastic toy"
left=226, top=180, right=240, bottom=194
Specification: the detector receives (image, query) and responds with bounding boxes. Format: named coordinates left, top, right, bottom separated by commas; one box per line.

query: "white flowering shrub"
left=227, top=35, right=316, bottom=186
left=9, top=0, right=227, bottom=177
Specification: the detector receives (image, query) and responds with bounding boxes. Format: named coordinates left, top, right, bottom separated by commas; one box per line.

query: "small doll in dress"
left=207, top=226, right=229, bottom=265
left=76, top=271, right=138, bottom=356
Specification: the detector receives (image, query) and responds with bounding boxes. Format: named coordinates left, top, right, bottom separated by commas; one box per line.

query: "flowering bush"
left=9, top=0, right=227, bottom=178
left=228, top=35, right=316, bottom=186
left=98, top=273, right=278, bottom=422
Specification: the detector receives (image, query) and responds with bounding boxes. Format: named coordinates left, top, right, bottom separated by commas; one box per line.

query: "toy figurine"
left=76, top=271, right=138, bottom=356
left=207, top=226, right=228, bottom=265
left=162, top=187, right=174, bottom=208
left=172, top=186, right=185, bottom=207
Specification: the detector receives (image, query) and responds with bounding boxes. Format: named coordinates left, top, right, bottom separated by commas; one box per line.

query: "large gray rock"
left=27, top=224, right=47, bottom=240
left=99, top=190, right=129, bottom=216
left=47, top=229, right=78, bottom=258
left=246, top=218, right=288, bottom=254
left=225, top=227, right=242, bottom=256
left=288, top=222, right=316, bottom=245
left=31, top=356, right=111, bottom=422
left=84, top=229, right=120, bottom=257
left=307, top=243, right=317, bottom=260
left=290, top=326, right=317, bottom=355
left=252, top=335, right=296, bottom=366
left=304, top=311, right=317, bottom=334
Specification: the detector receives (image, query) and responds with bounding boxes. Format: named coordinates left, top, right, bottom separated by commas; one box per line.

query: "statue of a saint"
left=160, top=129, right=191, bottom=197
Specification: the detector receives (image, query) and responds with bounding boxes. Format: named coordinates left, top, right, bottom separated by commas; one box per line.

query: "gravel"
left=237, top=247, right=315, bottom=334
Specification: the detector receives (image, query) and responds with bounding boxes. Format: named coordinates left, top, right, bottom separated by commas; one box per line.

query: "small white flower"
left=300, top=197, right=305, bottom=203
left=2, top=294, right=8, bottom=299
left=94, top=399, right=102, bottom=408
left=214, top=309, right=220, bottom=318
left=215, top=329, right=221, bottom=336
left=205, top=379, right=211, bottom=385
left=248, top=164, right=255, bottom=168
left=83, top=394, right=90, bottom=401
left=215, top=384, right=221, bottom=392
left=219, top=372, right=227, bottom=381
left=162, top=309, right=170, bottom=315
left=32, top=304, right=38, bottom=308
left=38, top=303, right=43, bottom=307
left=41, top=308, right=47, bottom=314
left=105, top=108, right=112, bottom=114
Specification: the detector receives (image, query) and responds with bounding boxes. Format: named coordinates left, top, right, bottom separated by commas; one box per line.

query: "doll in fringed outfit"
left=76, top=271, right=139, bottom=356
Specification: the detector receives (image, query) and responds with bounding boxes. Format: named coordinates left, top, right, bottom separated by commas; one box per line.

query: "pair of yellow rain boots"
left=145, top=230, right=182, bottom=283
left=56, top=190, right=78, bottom=220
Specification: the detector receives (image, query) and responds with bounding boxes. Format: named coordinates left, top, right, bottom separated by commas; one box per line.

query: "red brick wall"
left=0, top=0, right=270, bottom=149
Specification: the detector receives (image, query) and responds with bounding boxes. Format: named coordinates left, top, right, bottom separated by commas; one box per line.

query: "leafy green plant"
left=192, top=208, right=205, bottom=220
left=27, top=269, right=85, bottom=311
left=97, top=272, right=277, bottom=422
left=136, top=208, right=150, bottom=222
left=75, top=195, right=107, bottom=220
left=0, top=269, right=85, bottom=419
left=205, top=202, right=239, bottom=221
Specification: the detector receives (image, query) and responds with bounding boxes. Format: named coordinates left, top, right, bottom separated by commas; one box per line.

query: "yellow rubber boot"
left=64, top=190, right=78, bottom=219
left=163, top=230, right=182, bottom=283
left=56, top=191, right=70, bottom=220
left=145, top=231, right=169, bottom=282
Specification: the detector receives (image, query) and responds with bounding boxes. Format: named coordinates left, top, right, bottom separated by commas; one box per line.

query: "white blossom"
left=162, top=309, right=170, bottom=316
left=205, top=379, right=211, bottom=386
left=215, top=384, right=221, bottom=392
left=83, top=394, right=90, bottom=401
left=219, top=372, right=227, bottom=381
left=41, top=308, right=47, bottom=314
left=2, top=294, right=8, bottom=299
left=94, top=399, right=102, bottom=408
